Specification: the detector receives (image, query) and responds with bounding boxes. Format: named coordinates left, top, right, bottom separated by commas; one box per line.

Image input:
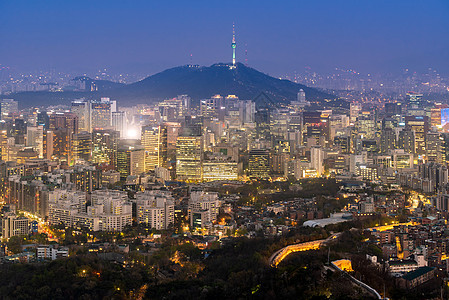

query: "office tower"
left=334, top=135, right=351, bottom=154
left=12, top=119, right=26, bottom=144
left=0, top=99, right=18, bottom=120
left=380, top=128, right=397, bottom=154
left=135, top=190, right=175, bottom=229
left=71, top=99, right=91, bottom=132
left=91, top=99, right=112, bottom=130
left=37, top=111, right=50, bottom=130
left=398, top=129, right=415, bottom=154
left=200, top=95, right=224, bottom=118
left=426, top=132, right=445, bottom=163
left=431, top=107, right=443, bottom=128
left=419, top=163, right=448, bottom=192
left=188, top=191, right=219, bottom=228
left=112, top=111, right=126, bottom=135
left=176, top=135, right=203, bottom=181
left=349, top=153, right=367, bottom=174
left=357, top=111, right=376, bottom=140
left=391, top=149, right=414, bottom=170
left=442, top=133, right=449, bottom=163
left=238, top=100, right=256, bottom=124
left=116, top=144, right=145, bottom=180
left=141, top=125, right=167, bottom=172
left=92, top=129, right=120, bottom=167
left=303, top=111, right=322, bottom=146
left=350, top=103, right=362, bottom=123
left=72, top=132, right=92, bottom=163
left=47, top=112, right=79, bottom=163
left=385, top=102, right=402, bottom=117
left=157, top=95, right=190, bottom=120
left=43, top=130, right=54, bottom=160
left=310, top=146, right=324, bottom=176
left=26, top=126, right=44, bottom=158
left=248, top=149, right=270, bottom=179
left=406, top=92, right=423, bottom=108
left=405, top=116, right=429, bottom=155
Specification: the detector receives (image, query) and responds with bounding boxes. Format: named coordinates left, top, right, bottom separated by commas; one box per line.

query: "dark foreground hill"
left=6, top=63, right=345, bottom=109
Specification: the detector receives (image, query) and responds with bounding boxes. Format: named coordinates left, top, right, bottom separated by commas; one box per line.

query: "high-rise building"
left=248, top=149, right=270, bottom=179
left=380, top=128, right=397, bottom=154
left=69, top=165, right=102, bottom=193
left=141, top=125, right=167, bottom=172
left=310, top=146, right=324, bottom=176
left=350, top=103, right=362, bottom=123
left=0, top=99, right=18, bottom=120
left=112, top=111, right=126, bottom=135
left=385, top=102, right=402, bottom=117
left=406, top=92, right=423, bottom=108
left=188, top=191, right=219, bottom=228
left=71, top=99, right=91, bottom=132
left=405, top=116, right=429, bottom=155
left=116, top=144, right=145, bottom=180
left=398, top=129, right=416, bottom=154
left=426, top=132, right=445, bottom=164
left=72, top=132, right=92, bottom=163
left=176, top=135, right=203, bottom=181
left=2, top=213, right=29, bottom=239
left=91, top=99, right=113, bottom=130
left=92, top=129, right=120, bottom=167
left=46, top=112, right=79, bottom=163
left=135, top=190, right=174, bottom=229
left=26, top=126, right=44, bottom=158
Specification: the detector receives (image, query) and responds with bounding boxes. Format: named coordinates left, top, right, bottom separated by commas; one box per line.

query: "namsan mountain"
left=8, top=63, right=344, bottom=108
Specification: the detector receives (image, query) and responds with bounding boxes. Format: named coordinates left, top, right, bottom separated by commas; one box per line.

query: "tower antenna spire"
left=231, top=23, right=236, bottom=68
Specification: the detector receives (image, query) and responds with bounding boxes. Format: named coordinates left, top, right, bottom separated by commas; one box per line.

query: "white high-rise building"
left=135, top=190, right=174, bottom=230
left=48, top=189, right=131, bottom=232
left=188, top=191, right=219, bottom=228
left=26, top=125, right=44, bottom=158
left=112, top=111, right=126, bottom=135
left=310, top=146, right=324, bottom=176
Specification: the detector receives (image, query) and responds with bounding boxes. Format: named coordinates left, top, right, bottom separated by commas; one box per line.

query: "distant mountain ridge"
left=6, top=63, right=344, bottom=108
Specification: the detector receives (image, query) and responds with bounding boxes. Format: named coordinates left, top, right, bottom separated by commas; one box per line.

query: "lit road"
left=269, top=233, right=340, bottom=267
left=269, top=222, right=415, bottom=267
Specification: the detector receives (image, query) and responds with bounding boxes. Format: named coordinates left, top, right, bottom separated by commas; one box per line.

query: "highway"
left=269, top=222, right=415, bottom=267
left=269, top=233, right=340, bottom=267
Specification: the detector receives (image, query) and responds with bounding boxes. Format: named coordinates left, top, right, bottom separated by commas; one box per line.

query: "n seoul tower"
left=231, top=23, right=236, bottom=68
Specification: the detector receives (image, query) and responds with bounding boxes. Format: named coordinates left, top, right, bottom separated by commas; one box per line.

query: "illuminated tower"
left=231, top=23, right=236, bottom=67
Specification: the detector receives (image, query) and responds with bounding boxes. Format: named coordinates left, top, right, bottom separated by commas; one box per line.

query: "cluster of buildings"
left=0, top=89, right=449, bottom=237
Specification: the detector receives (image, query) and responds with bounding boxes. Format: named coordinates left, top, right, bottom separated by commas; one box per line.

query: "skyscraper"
left=405, top=116, right=429, bottom=155
left=116, top=144, right=145, bottom=180
left=248, top=149, right=270, bottom=179
left=176, top=135, right=203, bottom=181
left=91, top=99, right=113, bottom=130
left=71, top=99, right=91, bottom=132
left=141, top=125, right=167, bottom=172
left=112, top=111, right=126, bottom=135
